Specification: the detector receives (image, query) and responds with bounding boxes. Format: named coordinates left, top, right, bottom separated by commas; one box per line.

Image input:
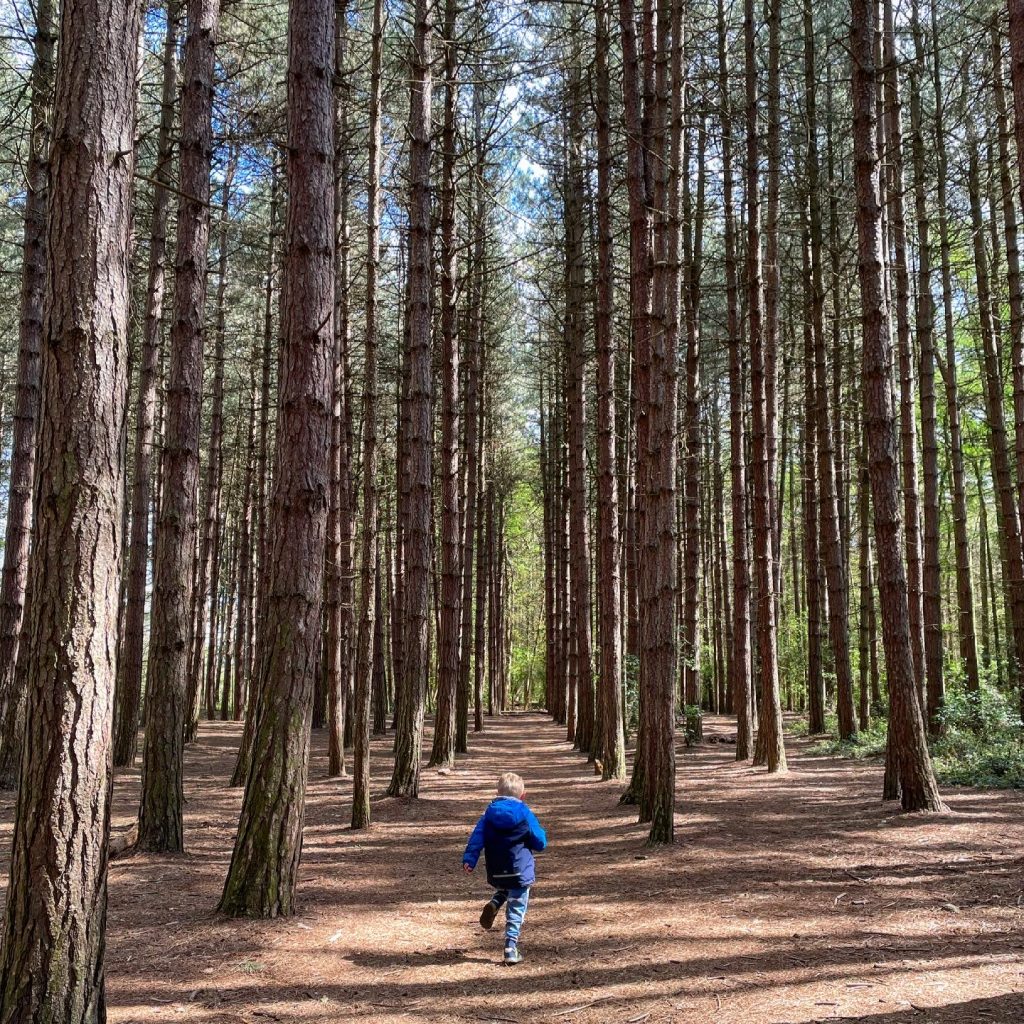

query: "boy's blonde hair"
left=497, top=771, right=525, bottom=799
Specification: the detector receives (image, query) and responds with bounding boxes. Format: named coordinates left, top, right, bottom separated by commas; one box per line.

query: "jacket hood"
left=486, top=797, right=528, bottom=830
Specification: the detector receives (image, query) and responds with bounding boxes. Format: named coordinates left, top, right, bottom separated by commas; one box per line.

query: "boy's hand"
left=462, top=863, right=473, bottom=873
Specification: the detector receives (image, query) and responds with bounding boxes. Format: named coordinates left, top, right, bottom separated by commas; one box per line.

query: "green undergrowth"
left=798, top=685, right=1024, bottom=789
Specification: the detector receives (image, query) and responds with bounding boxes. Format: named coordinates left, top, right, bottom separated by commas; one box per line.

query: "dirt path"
left=1, top=712, right=1022, bottom=1023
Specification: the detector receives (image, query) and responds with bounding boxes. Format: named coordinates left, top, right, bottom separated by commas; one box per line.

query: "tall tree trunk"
left=882, top=0, right=926, bottom=705
left=911, top=0, right=943, bottom=731
left=326, top=0, right=353, bottom=778
left=1011, top=1, right=1024, bottom=459
left=805, top=0, right=855, bottom=739
left=430, top=0, right=462, bottom=768
left=616, top=0, right=659, bottom=810
left=681, top=117, right=706, bottom=711
left=802, top=224, right=826, bottom=736
left=763, top=0, right=782, bottom=621
left=351, top=0, right=383, bottom=829
left=747, top=0, right=785, bottom=772
left=967, top=119, right=1024, bottom=704
left=851, top=0, right=943, bottom=812
left=718, top=0, right=752, bottom=759
left=112, top=0, right=180, bottom=770
left=219, top=0, right=334, bottom=914
left=631, top=0, right=680, bottom=841
left=0, top=0, right=139, bottom=1007
left=993, top=19, right=1024, bottom=601
left=474, top=354, right=490, bottom=731
left=457, top=122, right=485, bottom=752
left=388, top=0, right=434, bottom=797
left=234, top=372, right=256, bottom=722
left=595, top=0, right=625, bottom=780
left=137, top=0, right=221, bottom=852
left=932, top=0, right=980, bottom=696
left=564, top=49, right=595, bottom=758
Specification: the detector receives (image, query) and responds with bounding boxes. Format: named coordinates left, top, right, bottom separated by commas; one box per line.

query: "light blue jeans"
left=490, top=886, right=530, bottom=943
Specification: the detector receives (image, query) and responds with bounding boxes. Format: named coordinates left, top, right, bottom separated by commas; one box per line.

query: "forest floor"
left=1, top=713, right=1023, bottom=1024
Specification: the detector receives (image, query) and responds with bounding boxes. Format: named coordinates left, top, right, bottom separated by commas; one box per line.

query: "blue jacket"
left=463, top=797, right=547, bottom=889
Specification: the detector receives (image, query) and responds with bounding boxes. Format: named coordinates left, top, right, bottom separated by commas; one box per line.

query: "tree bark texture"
left=0, top=0, right=139, bottom=1011
left=218, top=0, right=334, bottom=915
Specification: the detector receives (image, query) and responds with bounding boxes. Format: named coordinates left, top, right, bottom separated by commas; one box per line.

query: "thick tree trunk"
left=851, top=0, right=943, bottom=813
left=137, top=0, right=221, bottom=852
left=387, top=0, right=433, bottom=797
left=633, top=0, right=680, bottom=841
left=112, top=0, right=180, bottom=770
left=0, top=0, right=139, bottom=1009
left=218, top=0, right=334, bottom=915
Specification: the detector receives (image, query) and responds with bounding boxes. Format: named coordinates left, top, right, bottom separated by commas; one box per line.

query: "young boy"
left=462, top=772, right=547, bottom=965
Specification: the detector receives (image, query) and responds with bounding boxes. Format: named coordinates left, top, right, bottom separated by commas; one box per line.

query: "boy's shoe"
left=503, top=942, right=523, bottom=966
left=479, top=898, right=501, bottom=930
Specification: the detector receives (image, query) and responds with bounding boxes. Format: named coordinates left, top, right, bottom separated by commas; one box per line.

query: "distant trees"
left=0, top=0, right=54, bottom=789
left=113, top=0, right=181, bottom=770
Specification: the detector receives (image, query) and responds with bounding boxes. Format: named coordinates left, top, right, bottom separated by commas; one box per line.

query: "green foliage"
left=807, top=716, right=888, bottom=759
left=683, top=704, right=703, bottom=744
left=777, top=612, right=806, bottom=704
left=803, top=684, right=1024, bottom=789
left=931, top=686, right=1024, bottom=789
left=504, top=477, right=545, bottom=707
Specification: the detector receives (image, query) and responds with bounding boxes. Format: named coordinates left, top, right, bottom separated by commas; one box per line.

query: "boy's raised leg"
left=480, top=890, right=506, bottom=930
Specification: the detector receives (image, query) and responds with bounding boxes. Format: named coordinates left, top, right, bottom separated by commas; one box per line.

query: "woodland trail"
left=2, top=713, right=1022, bottom=1024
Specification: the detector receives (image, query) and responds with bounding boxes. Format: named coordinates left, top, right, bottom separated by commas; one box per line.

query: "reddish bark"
left=219, top=0, right=335, bottom=915
left=0, top=0, right=140, bottom=1008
